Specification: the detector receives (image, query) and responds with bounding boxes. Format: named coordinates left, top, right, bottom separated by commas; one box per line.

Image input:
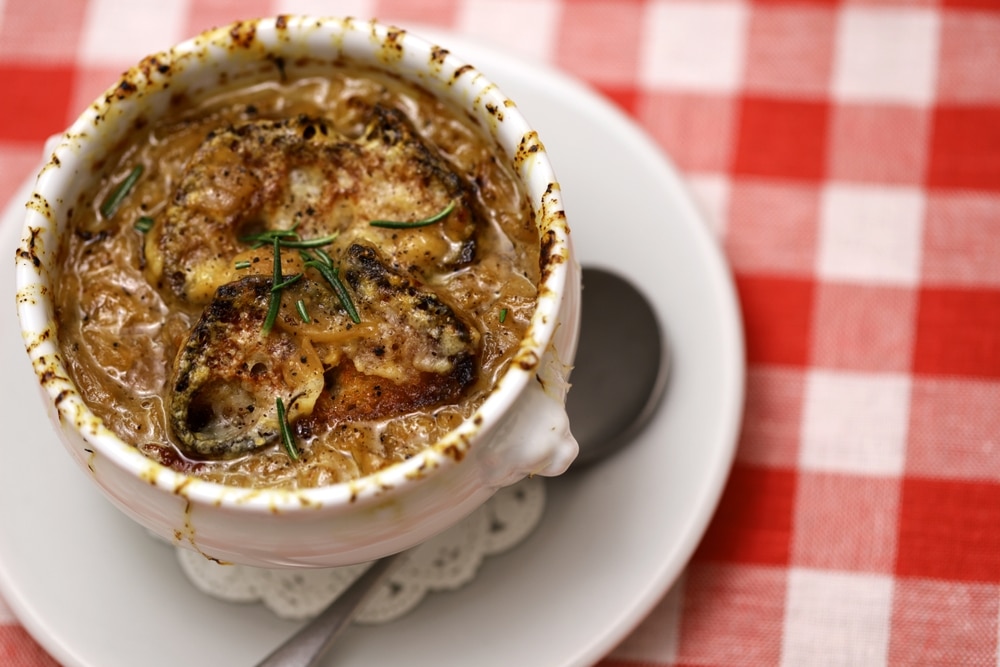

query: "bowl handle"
left=485, top=377, right=579, bottom=488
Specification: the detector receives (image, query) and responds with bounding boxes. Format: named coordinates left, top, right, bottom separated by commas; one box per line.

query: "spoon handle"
left=254, top=553, right=403, bottom=667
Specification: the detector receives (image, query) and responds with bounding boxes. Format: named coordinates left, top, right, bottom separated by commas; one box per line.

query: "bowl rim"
left=14, top=15, right=572, bottom=512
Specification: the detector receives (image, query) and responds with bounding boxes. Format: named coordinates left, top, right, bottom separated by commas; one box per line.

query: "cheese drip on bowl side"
left=55, top=68, right=540, bottom=490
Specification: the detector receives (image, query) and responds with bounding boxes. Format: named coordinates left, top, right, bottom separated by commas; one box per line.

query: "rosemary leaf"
left=276, top=397, right=299, bottom=461
left=234, top=260, right=252, bottom=270
left=369, top=199, right=455, bottom=229
left=295, top=299, right=311, bottom=323
left=499, top=308, right=508, bottom=323
left=272, top=233, right=339, bottom=249
left=303, top=254, right=361, bottom=324
left=261, top=237, right=283, bottom=336
left=101, top=165, right=145, bottom=219
left=133, top=216, right=154, bottom=233
left=273, top=272, right=303, bottom=291
left=329, top=266, right=361, bottom=324
left=328, top=265, right=361, bottom=324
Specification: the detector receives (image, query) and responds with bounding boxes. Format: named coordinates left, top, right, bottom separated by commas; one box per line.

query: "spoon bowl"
left=567, top=267, right=670, bottom=467
left=256, top=266, right=668, bottom=666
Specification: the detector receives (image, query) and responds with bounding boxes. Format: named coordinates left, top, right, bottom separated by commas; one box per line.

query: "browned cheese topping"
left=56, top=70, right=539, bottom=489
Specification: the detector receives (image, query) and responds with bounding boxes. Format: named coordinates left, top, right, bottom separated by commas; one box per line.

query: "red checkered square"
left=791, top=472, right=900, bottom=573
left=922, top=192, right=1000, bottom=286
left=913, top=287, right=1000, bottom=379
left=938, top=10, right=1000, bottom=103
left=553, top=1, right=643, bottom=87
left=889, top=579, right=999, bottom=665
left=725, top=178, right=819, bottom=274
left=927, top=105, right=1000, bottom=191
left=637, top=91, right=737, bottom=173
left=942, top=0, right=1000, bottom=9
left=907, top=376, right=1000, bottom=480
left=735, top=274, right=815, bottom=366
left=184, top=0, right=274, bottom=37
left=744, top=3, right=836, bottom=97
left=736, top=366, right=804, bottom=468
left=827, top=103, right=930, bottom=185
left=0, top=0, right=88, bottom=62
left=675, top=564, right=786, bottom=665
left=733, top=96, right=829, bottom=180
left=841, top=0, right=938, bottom=5
left=694, top=464, right=796, bottom=566
left=897, top=477, right=1000, bottom=582
left=810, top=283, right=917, bottom=372
left=0, top=65, right=76, bottom=141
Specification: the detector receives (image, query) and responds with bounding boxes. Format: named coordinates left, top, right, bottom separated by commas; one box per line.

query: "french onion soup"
left=56, top=68, right=540, bottom=490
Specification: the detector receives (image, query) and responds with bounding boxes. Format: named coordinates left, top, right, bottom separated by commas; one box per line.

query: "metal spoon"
left=255, top=266, right=669, bottom=667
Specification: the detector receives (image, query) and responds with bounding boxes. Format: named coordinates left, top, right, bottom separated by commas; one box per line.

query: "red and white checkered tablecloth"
left=3, top=0, right=1000, bottom=665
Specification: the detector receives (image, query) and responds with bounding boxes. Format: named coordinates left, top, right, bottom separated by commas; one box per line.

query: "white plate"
left=0, top=32, right=744, bottom=667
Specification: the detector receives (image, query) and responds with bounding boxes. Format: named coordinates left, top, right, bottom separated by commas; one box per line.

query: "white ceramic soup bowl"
left=15, top=16, right=579, bottom=568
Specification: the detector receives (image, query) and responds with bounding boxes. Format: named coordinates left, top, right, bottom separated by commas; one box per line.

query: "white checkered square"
left=832, top=7, right=939, bottom=105
left=455, top=0, right=561, bottom=64
left=817, top=183, right=924, bottom=285
left=639, top=0, right=748, bottom=93
left=782, top=568, right=893, bottom=666
left=78, top=0, right=190, bottom=67
left=607, top=574, right=683, bottom=662
left=273, top=0, right=375, bottom=19
left=685, top=172, right=730, bottom=240
left=800, top=370, right=910, bottom=476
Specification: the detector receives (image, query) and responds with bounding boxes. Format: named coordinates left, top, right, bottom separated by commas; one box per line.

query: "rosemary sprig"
left=275, top=397, right=299, bottom=461
left=369, top=199, right=455, bottom=229
left=133, top=216, right=154, bottom=233
left=261, top=236, right=283, bottom=337
left=101, top=165, right=145, bottom=219
left=241, top=226, right=359, bottom=325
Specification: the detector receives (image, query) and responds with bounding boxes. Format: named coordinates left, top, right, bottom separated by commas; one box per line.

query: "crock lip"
left=15, top=15, right=571, bottom=512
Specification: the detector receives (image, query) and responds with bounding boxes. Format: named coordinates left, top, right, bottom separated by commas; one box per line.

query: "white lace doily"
left=176, top=476, right=545, bottom=623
